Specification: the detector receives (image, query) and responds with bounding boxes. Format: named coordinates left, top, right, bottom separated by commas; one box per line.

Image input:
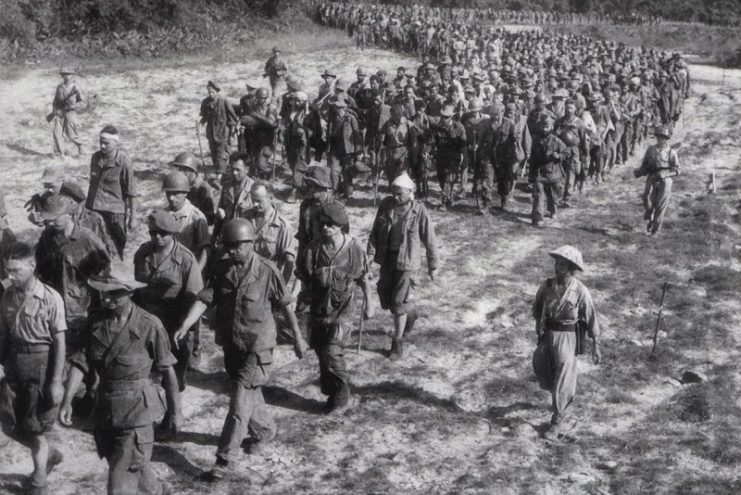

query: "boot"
left=388, top=338, right=403, bottom=361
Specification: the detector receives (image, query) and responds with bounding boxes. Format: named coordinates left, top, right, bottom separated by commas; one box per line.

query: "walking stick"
left=195, top=120, right=207, bottom=169
left=357, top=297, right=366, bottom=354
left=651, top=282, right=669, bottom=354
left=271, top=129, right=279, bottom=181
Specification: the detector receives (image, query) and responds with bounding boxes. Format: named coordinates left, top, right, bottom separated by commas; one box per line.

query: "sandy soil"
left=0, top=40, right=740, bottom=495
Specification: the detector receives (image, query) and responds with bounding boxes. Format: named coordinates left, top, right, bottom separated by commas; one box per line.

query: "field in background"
left=0, top=36, right=741, bottom=494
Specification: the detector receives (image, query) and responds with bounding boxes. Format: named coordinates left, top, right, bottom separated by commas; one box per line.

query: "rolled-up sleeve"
left=578, top=285, right=601, bottom=338
left=150, top=324, right=178, bottom=371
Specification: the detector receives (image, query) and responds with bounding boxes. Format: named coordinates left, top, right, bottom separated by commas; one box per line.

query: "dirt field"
left=0, top=38, right=740, bottom=494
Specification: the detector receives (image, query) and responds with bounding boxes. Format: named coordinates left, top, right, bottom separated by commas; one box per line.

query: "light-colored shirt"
left=0, top=278, right=67, bottom=346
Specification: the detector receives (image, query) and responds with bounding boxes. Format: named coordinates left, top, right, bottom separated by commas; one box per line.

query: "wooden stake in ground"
left=357, top=297, right=366, bottom=354
left=195, top=119, right=207, bottom=169
left=651, top=282, right=670, bottom=354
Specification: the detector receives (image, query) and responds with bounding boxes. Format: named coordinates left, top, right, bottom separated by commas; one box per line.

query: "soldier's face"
left=251, top=190, right=272, bottom=215
left=554, top=258, right=574, bottom=279
left=231, top=162, right=248, bottom=182
left=207, top=88, right=218, bottom=99
left=320, top=219, right=342, bottom=238
left=392, top=186, right=413, bottom=204
left=99, top=136, right=117, bottom=155
left=227, top=240, right=253, bottom=262
left=62, top=74, right=73, bottom=84
left=148, top=229, right=173, bottom=248
left=6, top=259, right=35, bottom=287
left=100, top=290, right=131, bottom=311
left=357, top=74, right=366, bottom=83
left=46, top=213, right=71, bottom=232
left=166, top=191, right=187, bottom=211
left=565, top=102, right=575, bottom=116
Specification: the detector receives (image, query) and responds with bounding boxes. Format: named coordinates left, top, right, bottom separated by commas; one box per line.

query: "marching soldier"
left=60, top=265, right=181, bottom=495
left=532, top=245, right=601, bottom=441
left=163, top=172, right=210, bottom=271
left=633, top=126, right=680, bottom=235
left=479, top=109, right=517, bottom=213
left=173, top=219, right=307, bottom=481
left=431, top=105, right=466, bottom=210
left=214, top=153, right=255, bottom=241
left=555, top=100, right=588, bottom=204
left=284, top=91, right=311, bottom=203
left=1, top=242, right=67, bottom=495
left=529, top=117, right=568, bottom=227
left=327, top=99, right=363, bottom=199
left=297, top=202, right=372, bottom=412
left=263, top=47, right=289, bottom=103
left=169, top=151, right=218, bottom=226
left=85, top=125, right=137, bottom=260
left=200, top=81, right=238, bottom=179
left=368, top=173, right=438, bottom=360
left=134, top=210, right=203, bottom=396
left=378, top=104, right=414, bottom=186
left=241, top=88, right=279, bottom=180
left=461, top=101, right=489, bottom=201
left=49, top=66, right=86, bottom=156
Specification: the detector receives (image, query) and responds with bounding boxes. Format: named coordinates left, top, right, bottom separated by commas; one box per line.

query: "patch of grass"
left=691, top=265, right=741, bottom=293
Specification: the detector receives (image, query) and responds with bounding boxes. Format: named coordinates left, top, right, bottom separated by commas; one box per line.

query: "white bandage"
left=99, top=132, right=120, bottom=141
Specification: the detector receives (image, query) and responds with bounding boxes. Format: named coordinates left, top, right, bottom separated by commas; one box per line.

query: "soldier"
left=555, top=99, right=588, bottom=204
left=529, top=117, right=568, bottom=227
left=327, top=99, right=363, bottom=199
left=633, top=126, right=680, bottom=235
left=25, top=167, right=64, bottom=227
left=367, top=173, right=438, bottom=360
left=35, top=194, right=110, bottom=353
left=0, top=193, right=17, bottom=284
left=582, top=93, right=612, bottom=184
left=85, top=125, right=137, bottom=260
left=317, top=70, right=337, bottom=101
left=461, top=101, right=489, bottom=201
left=263, top=47, right=289, bottom=103
left=173, top=219, right=307, bottom=481
left=49, top=66, right=86, bottom=156
left=244, top=182, right=296, bottom=283
left=299, top=200, right=372, bottom=413
left=479, top=109, right=517, bottom=213
left=59, top=180, right=115, bottom=258
left=134, top=210, right=203, bottom=399
left=200, top=80, right=239, bottom=179
left=169, top=151, right=218, bottom=226
left=284, top=91, right=311, bottom=204
left=532, top=245, right=601, bottom=441
left=378, top=103, right=414, bottom=186
left=163, top=172, right=210, bottom=271
left=0, top=242, right=67, bottom=495
left=431, top=105, right=466, bottom=210
left=60, top=265, right=181, bottom=495
left=214, top=153, right=255, bottom=242
left=241, top=87, right=279, bottom=180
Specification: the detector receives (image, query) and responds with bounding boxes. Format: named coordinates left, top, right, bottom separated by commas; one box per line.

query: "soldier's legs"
left=649, top=178, right=673, bottom=234
left=327, top=154, right=343, bottom=194
left=531, top=179, right=546, bottom=225
left=98, top=211, right=126, bottom=260
left=642, top=178, right=654, bottom=221
left=494, top=167, right=509, bottom=207
left=589, top=145, right=603, bottom=180
left=547, top=331, right=578, bottom=425
left=340, top=155, right=355, bottom=198
left=310, top=323, right=350, bottom=409
left=621, top=123, right=633, bottom=161
left=546, top=179, right=563, bottom=217
left=217, top=349, right=274, bottom=463
left=209, top=140, right=229, bottom=176
left=103, top=426, right=162, bottom=495
left=478, top=162, right=494, bottom=210
left=52, top=115, right=65, bottom=154
left=435, top=160, right=452, bottom=206
left=561, top=164, right=574, bottom=204
left=172, top=330, right=194, bottom=392
left=63, top=112, right=83, bottom=148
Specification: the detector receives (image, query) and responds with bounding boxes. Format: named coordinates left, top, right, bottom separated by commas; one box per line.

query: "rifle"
left=195, top=120, right=207, bottom=169
left=651, top=282, right=669, bottom=354
left=46, top=88, right=80, bottom=122
left=271, top=128, right=279, bottom=181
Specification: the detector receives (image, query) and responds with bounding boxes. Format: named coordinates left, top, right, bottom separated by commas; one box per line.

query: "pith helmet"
left=222, top=218, right=257, bottom=243
left=654, top=125, right=672, bottom=138
left=549, top=245, right=584, bottom=271
left=170, top=152, right=199, bottom=172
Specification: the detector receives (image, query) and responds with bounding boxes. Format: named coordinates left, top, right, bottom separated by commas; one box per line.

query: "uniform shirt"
left=529, top=134, right=569, bottom=182
left=380, top=117, right=412, bottom=148
left=200, top=95, right=238, bottom=144
left=198, top=252, right=290, bottom=353
left=245, top=207, right=296, bottom=271
left=0, top=278, right=67, bottom=347
left=431, top=119, right=466, bottom=163
left=71, top=303, right=176, bottom=428
left=218, top=176, right=254, bottom=221
left=171, top=200, right=210, bottom=257
left=637, top=144, right=680, bottom=180
left=533, top=276, right=600, bottom=338
left=300, top=235, right=368, bottom=326
left=72, top=204, right=115, bottom=257
left=133, top=240, right=204, bottom=332
left=187, top=177, right=217, bottom=226
left=86, top=148, right=137, bottom=214
left=36, top=225, right=110, bottom=328
left=52, top=81, right=86, bottom=113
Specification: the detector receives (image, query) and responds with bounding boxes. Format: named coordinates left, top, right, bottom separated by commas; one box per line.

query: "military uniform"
left=635, top=142, right=680, bottom=234
left=200, top=93, right=238, bottom=174
left=379, top=115, right=414, bottom=182
left=327, top=111, right=363, bottom=197
left=70, top=303, right=176, bottom=495
left=86, top=148, right=137, bottom=259
left=198, top=252, right=290, bottom=464
left=478, top=116, right=517, bottom=209
left=187, top=176, right=218, bottom=226
left=171, top=200, right=210, bottom=260
left=430, top=117, right=466, bottom=206
left=555, top=114, right=588, bottom=201
left=51, top=78, right=86, bottom=155
left=245, top=207, right=297, bottom=277
left=133, top=240, right=203, bottom=390
left=529, top=133, right=568, bottom=225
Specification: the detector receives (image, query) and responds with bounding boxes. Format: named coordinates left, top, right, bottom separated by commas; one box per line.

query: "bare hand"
left=216, top=208, right=226, bottom=220
left=363, top=303, right=374, bottom=320
left=429, top=268, right=438, bottom=281
left=59, top=402, right=73, bottom=426
left=592, top=345, right=602, bottom=365
left=47, top=380, right=64, bottom=407
left=172, top=327, right=188, bottom=350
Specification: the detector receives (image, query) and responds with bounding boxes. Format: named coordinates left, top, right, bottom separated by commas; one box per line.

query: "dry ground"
left=0, top=34, right=740, bottom=495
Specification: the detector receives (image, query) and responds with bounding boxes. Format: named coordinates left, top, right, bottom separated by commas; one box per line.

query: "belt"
left=544, top=321, right=577, bottom=332
left=102, top=378, right=149, bottom=393
left=11, top=343, right=51, bottom=354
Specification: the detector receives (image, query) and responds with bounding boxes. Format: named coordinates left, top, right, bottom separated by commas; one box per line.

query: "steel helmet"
left=548, top=245, right=584, bottom=271
left=162, top=171, right=190, bottom=193
left=256, top=87, right=270, bottom=99
left=560, top=130, right=580, bottom=147
left=222, top=218, right=257, bottom=243
left=170, top=151, right=199, bottom=172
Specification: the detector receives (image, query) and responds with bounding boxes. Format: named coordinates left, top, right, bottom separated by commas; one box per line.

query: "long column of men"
left=0, top=1, right=693, bottom=492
